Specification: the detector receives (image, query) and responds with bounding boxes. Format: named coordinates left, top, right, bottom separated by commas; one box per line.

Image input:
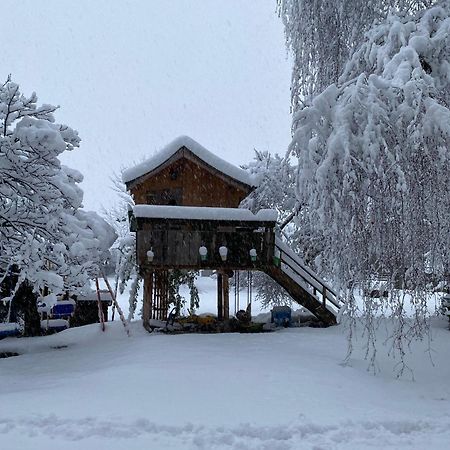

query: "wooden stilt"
left=155, top=272, right=160, bottom=320
left=143, top=272, right=153, bottom=329
left=152, top=274, right=156, bottom=320
left=95, top=277, right=106, bottom=332
left=223, top=272, right=229, bottom=320
left=322, top=286, right=327, bottom=308
left=162, top=270, right=169, bottom=320
left=217, top=272, right=223, bottom=320
left=154, top=273, right=158, bottom=320
left=247, top=271, right=252, bottom=318
left=236, top=271, right=240, bottom=314
left=111, top=273, right=119, bottom=322
left=102, top=274, right=130, bottom=336
left=236, top=276, right=238, bottom=315
left=160, top=272, right=163, bottom=320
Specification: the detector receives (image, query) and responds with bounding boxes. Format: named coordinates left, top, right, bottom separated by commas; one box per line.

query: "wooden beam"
left=102, top=274, right=130, bottom=336
left=95, top=278, right=106, bottom=332
left=143, top=272, right=153, bottom=329
left=322, top=285, right=327, bottom=308
left=223, top=272, right=229, bottom=320
left=217, top=272, right=223, bottom=320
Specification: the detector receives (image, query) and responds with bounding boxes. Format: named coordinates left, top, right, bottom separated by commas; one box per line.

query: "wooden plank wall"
left=131, top=152, right=249, bottom=208
left=137, top=223, right=274, bottom=271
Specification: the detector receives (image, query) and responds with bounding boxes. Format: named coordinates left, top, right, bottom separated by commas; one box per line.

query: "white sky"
left=4, top=1, right=292, bottom=211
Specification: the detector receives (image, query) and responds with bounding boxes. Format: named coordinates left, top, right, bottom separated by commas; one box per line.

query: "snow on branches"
left=277, top=0, right=435, bottom=112
left=287, top=3, right=450, bottom=370
left=0, top=79, right=116, bottom=298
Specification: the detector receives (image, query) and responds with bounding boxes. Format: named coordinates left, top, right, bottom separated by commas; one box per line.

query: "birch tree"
left=277, top=0, right=435, bottom=112
left=286, top=3, right=450, bottom=370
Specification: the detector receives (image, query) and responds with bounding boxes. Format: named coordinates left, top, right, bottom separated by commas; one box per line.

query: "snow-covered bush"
left=104, top=174, right=139, bottom=320
left=242, top=150, right=297, bottom=228
left=0, top=78, right=116, bottom=317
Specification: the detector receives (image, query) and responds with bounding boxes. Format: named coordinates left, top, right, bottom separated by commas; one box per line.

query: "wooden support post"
left=156, top=273, right=161, bottom=320
left=162, top=270, right=169, bottom=320
left=217, top=272, right=223, bottom=320
left=156, top=273, right=160, bottom=320
left=152, top=274, right=157, bottom=320
left=153, top=270, right=168, bottom=321
left=158, top=274, right=162, bottom=320
left=322, top=286, right=327, bottom=308
left=246, top=270, right=252, bottom=319
left=234, top=271, right=240, bottom=315
left=143, top=272, right=153, bottom=329
left=95, top=278, right=106, bottom=332
left=102, top=273, right=130, bottom=336
left=223, top=272, right=229, bottom=320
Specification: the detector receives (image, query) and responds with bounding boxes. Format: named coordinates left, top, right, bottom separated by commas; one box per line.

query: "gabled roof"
left=121, top=135, right=258, bottom=188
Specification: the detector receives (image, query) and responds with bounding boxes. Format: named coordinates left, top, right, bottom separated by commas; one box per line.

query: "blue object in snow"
left=0, top=324, right=20, bottom=339
left=51, top=303, right=75, bottom=318
left=271, top=306, right=291, bottom=327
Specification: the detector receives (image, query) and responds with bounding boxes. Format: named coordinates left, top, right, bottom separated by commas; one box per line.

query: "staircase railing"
left=274, top=239, right=341, bottom=312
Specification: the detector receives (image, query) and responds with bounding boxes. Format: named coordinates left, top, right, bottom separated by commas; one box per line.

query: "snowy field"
left=1, top=278, right=450, bottom=450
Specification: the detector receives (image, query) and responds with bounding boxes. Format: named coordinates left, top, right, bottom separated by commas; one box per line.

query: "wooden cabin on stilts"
left=123, top=136, right=341, bottom=330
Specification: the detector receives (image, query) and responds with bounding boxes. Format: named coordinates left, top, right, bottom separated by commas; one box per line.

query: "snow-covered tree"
left=104, top=174, right=139, bottom=320
left=286, top=3, right=450, bottom=370
left=277, top=0, right=435, bottom=112
left=0, top=78, right=116, bottom=318
left=241, top=151, right=297, bottom=307
left=242, top=150, right=298, bottom=229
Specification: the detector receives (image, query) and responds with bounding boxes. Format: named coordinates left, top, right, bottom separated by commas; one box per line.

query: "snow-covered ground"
left=1, top=286, right=450, bottom=450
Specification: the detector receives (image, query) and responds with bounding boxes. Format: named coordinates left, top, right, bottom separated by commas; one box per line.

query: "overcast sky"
left=4, top=1, right=292, bottom=211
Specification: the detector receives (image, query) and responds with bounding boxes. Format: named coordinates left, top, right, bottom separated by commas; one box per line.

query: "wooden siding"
left=130, top=152, right=250, bottom=208
left=136, top=219, right=275, bottom=271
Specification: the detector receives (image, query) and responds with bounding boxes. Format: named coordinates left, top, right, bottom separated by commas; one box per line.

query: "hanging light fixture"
left=249, top=248, right=257, bottom=262
left=199, top=245, right=208, bottom=261
left=219, top=246, right=228, bottom=262
left=147, top=249, right=154, bottom=262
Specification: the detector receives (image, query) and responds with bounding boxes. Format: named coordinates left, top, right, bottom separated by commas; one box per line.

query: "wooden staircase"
left=264, top=238, right=341, bottom=326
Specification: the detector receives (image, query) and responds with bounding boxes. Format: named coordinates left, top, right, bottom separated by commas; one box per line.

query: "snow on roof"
left=133, top=205, right=278, bottom=222
left=122, top=135, right=257, bottom=187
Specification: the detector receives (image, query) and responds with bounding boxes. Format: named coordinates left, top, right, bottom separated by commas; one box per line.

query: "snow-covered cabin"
left=122, top=136, right=340, bottom=328
left=122, top=135, right=257, bottom=208
left=123, top=136, right=276, bottom=271
left=123, top=137, right=277, bottom=325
